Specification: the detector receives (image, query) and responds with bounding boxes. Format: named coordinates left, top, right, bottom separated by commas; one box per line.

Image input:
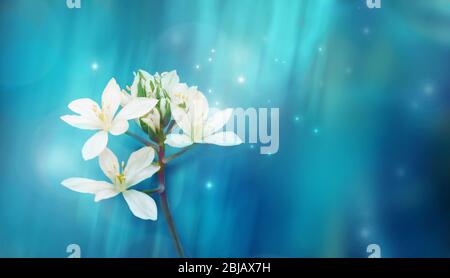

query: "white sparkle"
left=313, top=128, right=320, bottom=135
left=208, top=57, right=213, bottom=62
left=318, top=47, right=323, bottom=52
left=195, top=64, right=200, bottom=70
left=206, top=182, right=213, bottom=189
left=237, top=75, right=246, bottom=84
left=215, top=101, right=220, bottom=106
left=91, top=62, right=99, bottom=71
left=424, top=83, right=435, bottom=96
left=363, top=27, right=371, bottom=35
left=410, top=100, right=419, bottom=110
left=208, top=89, right=213, bottom=94
left=211, top=48, right=216, bottom=53
left=396, top=167, right=406, bottom=178
left=360, top=228, right=370, bottom=239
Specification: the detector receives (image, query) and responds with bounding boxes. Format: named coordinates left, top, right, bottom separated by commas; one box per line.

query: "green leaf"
left=149, top=80, right=155, bottom=93
left=137, top=81, right=146, bottom=98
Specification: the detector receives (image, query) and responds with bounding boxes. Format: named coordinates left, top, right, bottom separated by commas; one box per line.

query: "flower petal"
left=101, top=78, right=122, bottom=118
left=61, top=178, right=113, bottom=194
left=165, top=133, right=193, bottom=148
left=120, top=90, right=132, bottom=107
left=109, top=119, right=129, bottom=135
left=203, top=108, right=233, bottom=137
left=186, top=88, right=209, bottom=123
left=94, top=188, right=120, bottom=202
left=122, top=190, right=157, bottom=220
left=68, top=98, right=99, bottom=116
left=129, top=72, right=140, bottom=98
left=125, top=146, right=155, bottom=178
left=82, top=130, right=108, bottom=160
left=202, top=131, right=243, bottom=146
left=99, top=148, right=119, bottom=182
left=127, top=165, right=160, bottom=188
left=170, top=105, right=191, bottom=135
left=161, top=70, right=179, bottom=91
left=115, top=98, right=158, bottom=120
left=60, top=115, right=102, bottom=130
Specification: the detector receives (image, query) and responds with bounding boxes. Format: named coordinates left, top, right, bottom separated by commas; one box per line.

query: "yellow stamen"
left=115, top=161, right=127, bottom=186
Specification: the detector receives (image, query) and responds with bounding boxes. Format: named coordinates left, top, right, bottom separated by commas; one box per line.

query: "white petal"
left=127, top=165, right=160, bottom=188
left=138, top=69, right=152, bottom=81
left=115, top=98, right=158, bottom=120
left=94, top=188, right=120, bottom=202
left=204, top=108, right=233, bottom=137
left=61, top=178, right=114, bottom=194
left=168, top=83, right=189, bottom=105
left=68, top=98, right=99, bottom=116
left=203, top=131, right=243, bottom=146
left=129, top=73, right=140, bottom=98
left=60, top=115, right=102, bottom=130
left=186, top=88, right=209, bottom=123
left=101, top=78, right=122, bottom=118
left=170, top=105, right=191, bottom=135
left=165, top=133, right=193, bottom=148
left=109, top=119, right=129, bottom=135
left=82, top=130, right=109, bottom=160
left=161, top=70, right=179, bottom=91
left=122, top=190, right=157, bottom=220
left=125, top=146, right=155, bottom=178
left=99, top=148, right=119, bottom=182
left=141, top=109, right=160, bottom=132
left=120, top=90, right=132, bottom=106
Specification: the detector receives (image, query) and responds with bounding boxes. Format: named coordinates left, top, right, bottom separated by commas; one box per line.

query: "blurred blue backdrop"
left=0, top=0, right=450, bottom=258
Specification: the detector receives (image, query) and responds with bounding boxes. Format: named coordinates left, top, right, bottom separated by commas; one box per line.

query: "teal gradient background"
left=0, top=0, right=449, bottom=257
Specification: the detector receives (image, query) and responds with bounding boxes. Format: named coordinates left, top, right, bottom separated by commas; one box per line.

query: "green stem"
left=163, top=145, right=194, bottom=164
left=157, top=144, right=185, bottom=257
left=125, top=131, right=158, bottom=150
left=142, top=187, right=163, bottom=194
left=165, top=120, right=176, bottom=134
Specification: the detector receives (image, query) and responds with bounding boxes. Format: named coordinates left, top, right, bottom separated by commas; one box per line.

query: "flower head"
left=61, top=78, right=158, bottom=160
left=165, top=87, right=243, bottom=148
left=61, top=147, right=160, bottom=220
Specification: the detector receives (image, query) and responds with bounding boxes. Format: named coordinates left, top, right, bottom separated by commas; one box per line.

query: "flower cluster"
left=61, top=70, right=242, bottom=221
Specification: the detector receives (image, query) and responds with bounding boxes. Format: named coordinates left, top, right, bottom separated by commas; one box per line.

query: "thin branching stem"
left=125, top=131, right=158, bottom=150
left=163, top=145, right=194, bottom=164
left=157, top=144, right=185, bottom=257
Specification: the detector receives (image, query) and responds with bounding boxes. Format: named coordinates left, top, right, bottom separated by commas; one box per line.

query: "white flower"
left=61, top=147, right=160, bottom=220
left=165, top=88, right=243, bottom=148
left=158, top=70, right=195, bottom=109
left=61, top=78, right=158, bottom=160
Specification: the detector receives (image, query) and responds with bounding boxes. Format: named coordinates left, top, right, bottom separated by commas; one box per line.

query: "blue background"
left=0, top=0, right=450, bottom=257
